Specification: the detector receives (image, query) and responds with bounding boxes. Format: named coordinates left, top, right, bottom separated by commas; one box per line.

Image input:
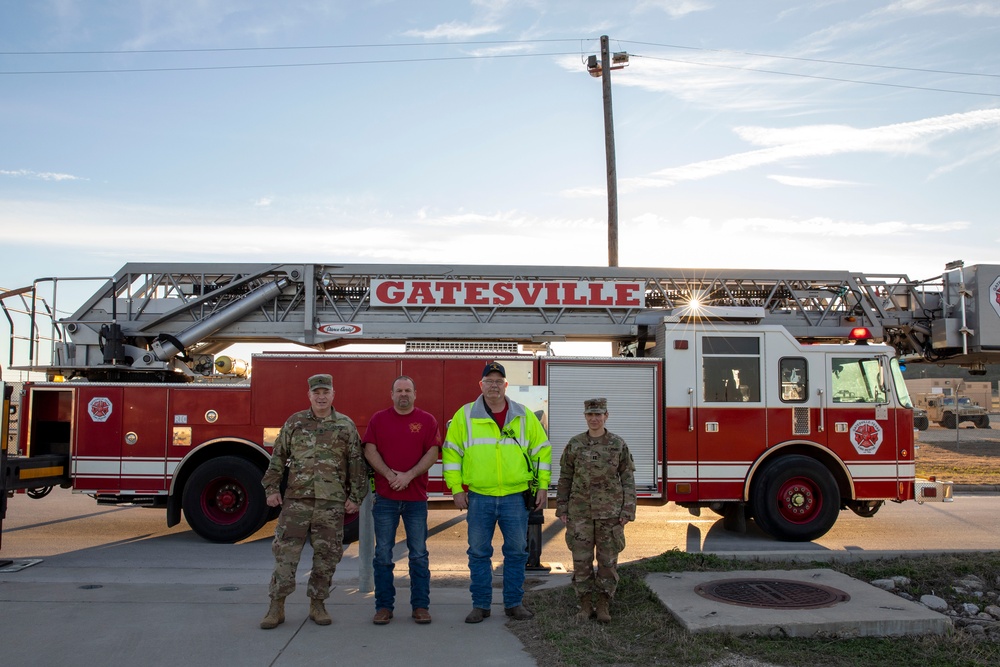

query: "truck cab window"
left=780, top=358, right=807, bottom=402
left=702, top=336, right=761, bottom=403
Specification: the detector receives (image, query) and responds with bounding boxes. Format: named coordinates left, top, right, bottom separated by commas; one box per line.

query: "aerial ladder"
left=4, top=260, right=999, bottom=382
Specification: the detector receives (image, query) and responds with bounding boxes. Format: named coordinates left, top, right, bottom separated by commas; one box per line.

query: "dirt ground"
left=915, top=419, right=1000, bottom=485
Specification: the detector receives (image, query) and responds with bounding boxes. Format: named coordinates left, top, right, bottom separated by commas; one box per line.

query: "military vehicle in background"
left=913, top=407, right=929, bottom=431
left=913, top=393, right=990, bottom=429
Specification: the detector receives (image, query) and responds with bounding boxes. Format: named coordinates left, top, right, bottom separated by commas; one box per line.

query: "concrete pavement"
left=0, top=556, right=959, bottom=667
left=0, top=573, right=537, bottom=667
left=3, top=486, right=985, bottom=665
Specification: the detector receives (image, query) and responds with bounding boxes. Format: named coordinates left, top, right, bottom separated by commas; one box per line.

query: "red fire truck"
left=4, top=262, right=997, bottom=544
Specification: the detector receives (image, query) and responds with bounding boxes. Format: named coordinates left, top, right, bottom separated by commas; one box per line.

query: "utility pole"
left=587, top=36, right=628, bottom=267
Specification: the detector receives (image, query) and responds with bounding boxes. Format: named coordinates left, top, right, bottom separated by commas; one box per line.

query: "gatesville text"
left=370, top=279, right=646, bottom=309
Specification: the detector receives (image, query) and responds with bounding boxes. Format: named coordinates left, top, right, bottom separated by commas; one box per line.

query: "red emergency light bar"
left=848, top=327, right=873, bottom=341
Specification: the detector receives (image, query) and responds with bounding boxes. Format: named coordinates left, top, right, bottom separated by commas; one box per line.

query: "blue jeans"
left=372, top=493, right=430, bottom=611
left=466, top=490, right=529, bottom=609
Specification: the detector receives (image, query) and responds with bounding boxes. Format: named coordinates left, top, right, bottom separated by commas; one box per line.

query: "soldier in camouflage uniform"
left=556, top=398, right=636, bottom=624
left=258, top=373, right=369, bottom=629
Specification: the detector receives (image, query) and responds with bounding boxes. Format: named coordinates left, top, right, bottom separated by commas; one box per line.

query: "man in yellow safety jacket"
left=443, top=361, right=551, bottom=624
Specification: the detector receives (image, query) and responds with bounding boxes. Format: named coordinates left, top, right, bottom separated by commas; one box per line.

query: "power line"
left=8, top=36, right=993, bottom=80
left=621, top=40, right=1000, bottom=80
left=631, top=53, right=1000, bottom=99
left=0, top=38, right=585, bottom=56
left=0, top=50, right=581, bottom=75
left=2, top=35, right=997, bottom=99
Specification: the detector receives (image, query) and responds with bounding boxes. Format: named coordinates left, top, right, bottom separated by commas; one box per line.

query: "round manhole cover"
left=695, top=578, right=850, bottom=609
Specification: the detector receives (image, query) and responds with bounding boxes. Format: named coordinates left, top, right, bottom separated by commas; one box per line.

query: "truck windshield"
left=889, top=358, right=912, bottom=408
left=941, top=397, right=972, bottom=406
left=832, top=357, right=888, bottom=404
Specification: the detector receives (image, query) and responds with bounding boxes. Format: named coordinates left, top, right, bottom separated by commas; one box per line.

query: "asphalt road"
left=917, top=418, right=1000, bottom=445
left=2, top=485, right=998, bottom=583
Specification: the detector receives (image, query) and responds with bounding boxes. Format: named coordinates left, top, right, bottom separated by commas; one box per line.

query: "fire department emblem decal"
left=850, top=419, right=883, bottom=455
left=990, top=276, right=1000, bottom=320
left=88, top=397, right=113, bottom=423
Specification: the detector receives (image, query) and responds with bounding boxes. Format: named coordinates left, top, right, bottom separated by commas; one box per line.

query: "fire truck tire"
left=750, top=455, right=839, bottom=542
left=182, top=456, right=268, bottom=543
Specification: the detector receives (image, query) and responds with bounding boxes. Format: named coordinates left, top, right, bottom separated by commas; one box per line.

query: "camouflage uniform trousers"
left=564, top=516, right=626, bottom=598
left=268, top=498, right=345, bottom=601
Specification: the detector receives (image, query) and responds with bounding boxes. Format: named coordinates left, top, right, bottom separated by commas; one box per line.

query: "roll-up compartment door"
left=544, top=359, right=661, bottom=497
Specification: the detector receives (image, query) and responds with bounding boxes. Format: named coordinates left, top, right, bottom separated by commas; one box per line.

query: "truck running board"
left=95, top=494, right=165, bottom=507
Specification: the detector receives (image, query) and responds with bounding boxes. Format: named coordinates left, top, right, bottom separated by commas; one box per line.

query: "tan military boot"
left=309, top=598, right=332, bottom=625
left=595, top=594, right=611, bottom=624
left=575, top=594, right=593, bottom=622
left=259, top=598, right=285, bottom=629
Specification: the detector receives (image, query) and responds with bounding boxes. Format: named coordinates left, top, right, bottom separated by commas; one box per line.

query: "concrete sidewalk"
left=0, top=578, right=537, bottom=667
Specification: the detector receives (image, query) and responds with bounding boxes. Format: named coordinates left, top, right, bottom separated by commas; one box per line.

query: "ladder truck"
left=3, top=261, right=998, bottom=544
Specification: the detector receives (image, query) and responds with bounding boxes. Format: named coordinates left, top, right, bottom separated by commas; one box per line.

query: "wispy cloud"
left=403, top=22, right=503, bottom=40
left=634, top=0, right=713, bottom=18
left=558, top=54, right=814, bottom=114
left=620, top=212, right=977, bottom=276
left=596, top=108, right=1000, bottom=193
left=717, top=216, right=968, bottom=238
left=928, top=139, right=1000, bottom=179
left=767, top=175, right=860, bottom=188
left=878, top=0, right=1000, bottom=18
left=0, top=198, right=606, bottom=266
left=466, top=42, right=537, bottom=57
left=629, top=212, right=969, bottom=240
left=799, top=0, right=1000, bottom=54
left=1, top=169, right=83, bottom=182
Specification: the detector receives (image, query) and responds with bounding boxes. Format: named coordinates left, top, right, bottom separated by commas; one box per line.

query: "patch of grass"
left=915, top=441, right=1000, bottom=486
left=510, top=551, right=1000, bottom=667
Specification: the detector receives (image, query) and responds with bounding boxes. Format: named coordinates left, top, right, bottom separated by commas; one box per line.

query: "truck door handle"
left=817, top=388, right=825, bottom=432
left=688, top=388, right=695, bottom=432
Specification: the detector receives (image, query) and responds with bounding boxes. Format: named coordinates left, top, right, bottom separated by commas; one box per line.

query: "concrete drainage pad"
left=645, top=568, right=951, bottom=637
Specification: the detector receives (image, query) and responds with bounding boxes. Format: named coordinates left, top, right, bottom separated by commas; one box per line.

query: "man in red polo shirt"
left=363, top=375, right=441, bottom=625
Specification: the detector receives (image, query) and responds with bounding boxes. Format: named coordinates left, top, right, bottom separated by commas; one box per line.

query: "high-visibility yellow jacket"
left=443, top=396, right=551, bottom=497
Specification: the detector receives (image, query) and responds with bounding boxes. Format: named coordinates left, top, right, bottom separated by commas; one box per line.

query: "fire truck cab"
left=660, top=320, right=916, bottom=540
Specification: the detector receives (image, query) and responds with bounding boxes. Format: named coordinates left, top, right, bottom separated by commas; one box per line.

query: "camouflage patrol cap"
left=584, top=397, right=608, bottom=413
left=308, top=374, right=334, bottom=391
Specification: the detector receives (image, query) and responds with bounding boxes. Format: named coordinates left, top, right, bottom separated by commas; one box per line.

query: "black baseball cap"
left=482, top=361, right=506, bottom=378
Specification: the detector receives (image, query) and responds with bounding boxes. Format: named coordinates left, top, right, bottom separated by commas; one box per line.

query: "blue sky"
left=2, top=1, right=999, bottom=366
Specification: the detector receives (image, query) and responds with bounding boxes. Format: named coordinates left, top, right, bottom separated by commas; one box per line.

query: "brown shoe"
left=373, top=608, right=393, bottom=625
left=309, top=598, right=332, bottom=626
left=259, top=598, right=285, bottom=630
left=412, top=608, right=432, bottom=624
left=575, top=595, right=594, bottom=622
left=464, top=608, right=491, bottom=623
left=595, top=594, right=611, bottom=624
left=504, top=604, right=534, bottom=620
